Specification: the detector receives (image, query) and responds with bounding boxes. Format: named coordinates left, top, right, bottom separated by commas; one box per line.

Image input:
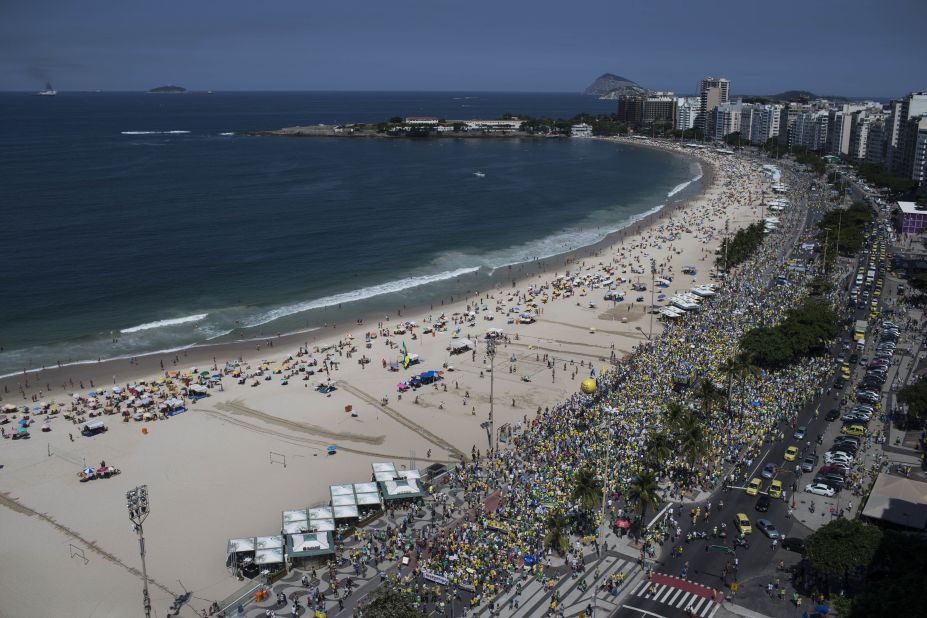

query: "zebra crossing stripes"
left=631, top=579, right=720, bottom=617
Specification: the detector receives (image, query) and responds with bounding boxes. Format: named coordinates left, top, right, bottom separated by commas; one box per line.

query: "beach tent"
left=354, top=482, right=382, bottom=507
left=450, top=339, right=473, bottom=353
left=308, top=506, right=336, bottom=532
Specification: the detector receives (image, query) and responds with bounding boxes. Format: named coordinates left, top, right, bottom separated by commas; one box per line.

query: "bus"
left=854, top=320, right=868, bottom=342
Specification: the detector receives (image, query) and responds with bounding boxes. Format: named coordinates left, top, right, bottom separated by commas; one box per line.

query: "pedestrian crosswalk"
left=628, top=579, right=720, bottom=618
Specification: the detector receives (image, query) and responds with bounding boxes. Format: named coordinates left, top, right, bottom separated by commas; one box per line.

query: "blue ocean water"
left=0, top=92, right=699, bottom=375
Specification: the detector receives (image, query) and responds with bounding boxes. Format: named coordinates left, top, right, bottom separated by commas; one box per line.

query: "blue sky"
left=1, top=0, right=924, bottom=97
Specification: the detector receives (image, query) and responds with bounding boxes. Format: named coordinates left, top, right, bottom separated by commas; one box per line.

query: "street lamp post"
left=486, top=338, right=496, bottom=454
left=590, top=431, right=613, bottom=617
left=648, top=258, right=656, bottom=340
left=127, top=485, right=152, bottom=618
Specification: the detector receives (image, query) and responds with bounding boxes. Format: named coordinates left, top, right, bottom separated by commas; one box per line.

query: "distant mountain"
left=761, top=90, right=849, bottom=103
left=583, top=74, right=648, bottom=100
left=148, top=85, right=187, bottom=94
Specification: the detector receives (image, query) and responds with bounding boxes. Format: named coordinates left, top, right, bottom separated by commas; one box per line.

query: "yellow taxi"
left=784, top=446, right=799, bottom=461
left=735, top=513, right=752, bottom=535
left=840, top=364, right=851, bottom=379
left=745, top=478, right=762, bottom=496
left=769, top=480, right=783, bottom=499
left=842, top=424, right=866, bottom=437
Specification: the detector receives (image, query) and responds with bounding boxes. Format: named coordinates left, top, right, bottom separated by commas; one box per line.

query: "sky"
left=1, top=0, right=925, bottom=98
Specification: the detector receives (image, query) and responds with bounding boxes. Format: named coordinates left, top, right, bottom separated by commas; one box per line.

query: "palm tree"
left=626, top=470, right=661, bottom=525
left=719, top=357, right=738, bottom=418
left=543, top=510, right=570, bottom=555
left=696, top=379, right=725, bottom=420
left=571, top=467, right=601, bottom=513
left=733, top=353, right=761, bottom=417
left=644, top=431, right=673, bottom=471
left=677, top=415, right=708, bottom=475
left=662, top=401, right=689, bottom=434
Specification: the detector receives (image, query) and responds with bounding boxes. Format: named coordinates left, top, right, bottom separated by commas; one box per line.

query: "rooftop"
left=898, top=201, right=926, bottom=215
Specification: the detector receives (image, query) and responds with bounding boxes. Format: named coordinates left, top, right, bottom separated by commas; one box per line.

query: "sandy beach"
left=0, top=140, right=776, bottom=616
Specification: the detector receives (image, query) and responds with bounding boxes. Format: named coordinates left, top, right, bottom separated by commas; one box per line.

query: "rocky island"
left=147, top=85, right=187, bottom=93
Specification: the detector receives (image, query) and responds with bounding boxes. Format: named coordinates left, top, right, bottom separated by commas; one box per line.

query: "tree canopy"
left=740, top=300, right=839, bottom=368
left=358, top=582, right=426, bottom=618
left=716, top=222, right=766, bottom=269
left=806, top=519, right=881, bottom=576
left=897, top=376, right=927, bottom=420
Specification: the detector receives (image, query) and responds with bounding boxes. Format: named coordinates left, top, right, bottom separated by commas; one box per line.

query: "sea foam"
left=121, top=313, right=209, bottom=333
left=244, top=267, right=480, bottom=328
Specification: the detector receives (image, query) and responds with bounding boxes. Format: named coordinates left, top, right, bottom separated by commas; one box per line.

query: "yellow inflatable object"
left=580, top=378, right=597, bottom=394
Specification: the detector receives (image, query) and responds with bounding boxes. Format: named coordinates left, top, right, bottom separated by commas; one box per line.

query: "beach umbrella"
left=88, top=391, right=97, bottom=397
left=113, top=386, right=122, bottom=393
left=83, top=467, right=96, bottom=476
left=17, top=427, right=27, bottom=434
left=18, top=419, right=28, bottom=426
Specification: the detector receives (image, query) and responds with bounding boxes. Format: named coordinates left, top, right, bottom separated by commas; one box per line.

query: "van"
left=856, top=339, right=865, bottom=351
left=841, top=424, right=866, bottom=437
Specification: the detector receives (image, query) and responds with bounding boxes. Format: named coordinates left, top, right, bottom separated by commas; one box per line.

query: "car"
left=756, top=518, right=781, bottom=540
left=806, top=483, right=836, bottom=497
left=784, top=446, right=799, bottom=461
left=735, top=513, right=752, bottom=535
left=825, top=409, right=840, bottom=421
left=769, top=480, right=783, bottom=499
left=817, top=474, right=846, bottom=489
left=857, top=392, right=880, bottom=404
left=833, top=377, right=847, bottom=389
left=793, top=426, right=807, bottom=440
left=746, top=477, right=762, bottom=496
left=824, top=452, right=853, bottom=464
left=842, top=424, right=866, bottom=437
left=801, top=455, right=818, bottom=473
left=834, top=435, right=861, bottom=447
left=755, top=494, right=771, bottom=512
left=761, top=462, right=778, bottom=479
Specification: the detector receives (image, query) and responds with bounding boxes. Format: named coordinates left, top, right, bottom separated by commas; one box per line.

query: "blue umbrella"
left=815, top=605, right=829, bottom=614
left=18, top=419, right=28, bottom=426
left=88, top=391, right=97, bottom=397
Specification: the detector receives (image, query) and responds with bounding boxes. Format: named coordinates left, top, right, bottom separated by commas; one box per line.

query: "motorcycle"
left=734, top=537, right=749, bottom=549
left=809, top=501, right=816, bottom=514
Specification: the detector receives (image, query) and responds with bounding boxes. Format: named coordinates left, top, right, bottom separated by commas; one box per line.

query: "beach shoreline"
left=0, top=139, right=710, bottom=395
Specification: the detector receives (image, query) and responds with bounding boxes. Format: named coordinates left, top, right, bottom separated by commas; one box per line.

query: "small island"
left=147, top=85, right=187, bottom=94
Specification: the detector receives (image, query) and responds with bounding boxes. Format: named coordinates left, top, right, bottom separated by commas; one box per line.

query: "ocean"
left=0, top=91, right=701, bottom=376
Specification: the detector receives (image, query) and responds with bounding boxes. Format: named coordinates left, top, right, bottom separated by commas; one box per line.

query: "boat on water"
left=35, top=82, right=57, bottom=96
left=473, top=171, right=485, bottom=178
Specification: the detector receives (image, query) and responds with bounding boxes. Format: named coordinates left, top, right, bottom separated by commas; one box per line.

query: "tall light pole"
left=648, top=258, right=656, bottom=341
left=590, top=429, right=612, bottom=617
left=127, top=485, right=152, bottom=618
left=486, top=338, right=496, bottom=454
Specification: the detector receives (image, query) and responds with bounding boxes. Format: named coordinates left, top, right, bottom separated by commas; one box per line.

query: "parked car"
left=801, top=455, right=818, bottom=473
left=806, top=483, right=836, bottom=497
left=825, top=409, right=840, bottom=421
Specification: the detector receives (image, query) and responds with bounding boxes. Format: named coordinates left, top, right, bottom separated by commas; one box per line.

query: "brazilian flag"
left=402, top=341, right=411, bottom=369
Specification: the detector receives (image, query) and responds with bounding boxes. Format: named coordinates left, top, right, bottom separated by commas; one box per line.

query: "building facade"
left=676, top=97, right=699, bottom=131
left=697, top=77, right=730, bottom=134
left=896, top=201, right=927, bottom=234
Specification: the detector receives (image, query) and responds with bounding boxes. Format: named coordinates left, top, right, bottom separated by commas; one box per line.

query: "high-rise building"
left=616, top=95, right=644, bottom=124
left=899, top=116, right=927, bottom=189
left=866, top=117, right=887, bottom=165
left=826, top=104, right=867, bottom=156
left=711, top=102, right=742, bottom=140
left=641, top=92, right=677, bottom=126
left=750, top=104, right=781, bottom=145
left=697, top=77, right=730, bottom=134
left=789, top=111, right=829, bottom=151
left=886, top=92, right=927, bottom=173
left=778, top=103, right=811, bottom=145
left=676, top=97, right=699, bottom=131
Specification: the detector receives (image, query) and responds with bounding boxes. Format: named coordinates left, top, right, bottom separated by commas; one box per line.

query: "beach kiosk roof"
left=286, top=531, right=334, bottom=558
left=399, top=469, right=422, bottom=480
left=333, top=504, right=360, bottom=519
left=372, top=462, right=398, bottom=482
left=354, top=482, right=382, bottom=506
left=253, top=535, right=285, bottom=565
left=308, top=506, right=336, bottom=531
left=282, top=509, right=310, bottom=535
left=380, top=477, right=425, bottom=501
left=227, top=537, right=255, bottom=555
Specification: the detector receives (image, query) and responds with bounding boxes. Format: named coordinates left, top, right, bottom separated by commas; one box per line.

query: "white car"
left=805, top=483, right=836, bottom=497
left=824, top=453, right=853, bottom=464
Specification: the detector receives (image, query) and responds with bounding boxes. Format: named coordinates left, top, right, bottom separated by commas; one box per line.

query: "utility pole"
left=486, top=338, right=496, bottom=454
left=648, top=258, right=656, bottom=340
left=591, top=433, right=612, bottom=617
left=127, top=485, right=152, bottom=618
left=823, top=228, right=830, bottom=277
